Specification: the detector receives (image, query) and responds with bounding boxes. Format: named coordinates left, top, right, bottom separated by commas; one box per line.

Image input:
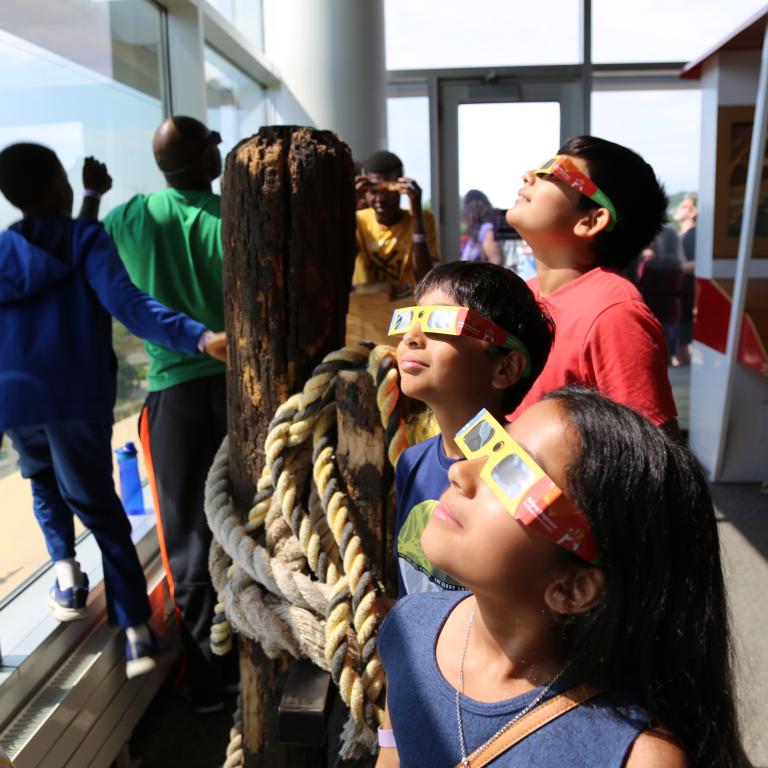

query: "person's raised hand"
left=398, top=176, right=422, bottom=213
left=204, top=331, right=227, bottom=362
left=82, top=156, right=112, bottom=195
left=355, top=174, right=371, bottom=194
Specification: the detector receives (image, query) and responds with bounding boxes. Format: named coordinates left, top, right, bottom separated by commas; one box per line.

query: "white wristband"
left=412, top=233, right=427, bottom=243
left=377, top=726, right=396, bottom=748
left=83, top=189, right=102, bottom=200
left=197, top=329, right=215, bottom=352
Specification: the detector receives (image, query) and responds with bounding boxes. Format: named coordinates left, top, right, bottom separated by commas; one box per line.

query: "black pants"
left=139, top=373, right=228, bottom=694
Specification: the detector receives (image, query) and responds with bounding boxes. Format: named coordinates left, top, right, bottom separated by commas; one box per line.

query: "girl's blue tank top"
left=378, top=591, right=651, bottom=767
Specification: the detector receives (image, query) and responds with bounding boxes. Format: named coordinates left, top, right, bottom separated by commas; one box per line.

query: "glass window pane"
left=458, top=102, right=558, bottom=272
left=0, top=7, right=165, bottom=233
left=204, top=0, right=264, bottom=51
left=459, top=102, right=561, bottom=210
left=591, top=90, right=701, bottom=200
left=0, top=0, right=164, bottom=602
left=385, top=0, right=579, bottom=70
left=592, top=0, right=767, bottom=64
left=387, top=96, right=431, bottom=204
left=0, top=0, right=163, bottom=99
left=205, top=45, right=268, bottom=181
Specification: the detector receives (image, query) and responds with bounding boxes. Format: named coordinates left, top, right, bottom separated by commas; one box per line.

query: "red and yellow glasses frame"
left=534, top=155, right=618, bottom=231
left=388, top=305, right=532, bottom=377
left=455, top=408, right=599, bottom=564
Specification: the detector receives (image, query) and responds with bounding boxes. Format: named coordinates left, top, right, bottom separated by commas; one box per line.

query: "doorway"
left=436, top=75, right=585, bottom=262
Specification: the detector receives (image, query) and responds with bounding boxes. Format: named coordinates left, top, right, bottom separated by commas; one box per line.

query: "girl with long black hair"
left=376, top=386, right=739, bottom=767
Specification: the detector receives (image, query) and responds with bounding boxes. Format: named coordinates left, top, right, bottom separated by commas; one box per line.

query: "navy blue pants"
left=7, top=421, right=150, bottom=628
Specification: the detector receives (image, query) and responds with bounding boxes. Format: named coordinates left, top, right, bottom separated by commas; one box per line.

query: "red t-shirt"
left=510, top=267, right=677, bottom=426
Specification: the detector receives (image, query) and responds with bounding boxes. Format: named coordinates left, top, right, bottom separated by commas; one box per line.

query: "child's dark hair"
left=416, top=262, right=554, bottom=410
left=558, top=135, right=668, bottom=270
left=544, top=386, right=740, bottom=768
left=365, top=150, right=404, bottom=178
left=0, top=143, right=61, bottom=211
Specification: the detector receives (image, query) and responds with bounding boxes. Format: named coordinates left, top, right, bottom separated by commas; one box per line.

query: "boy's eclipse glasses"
left=388, top=305, right=532, bottom=377
left=534, top=155, right=618, bottom=230
left=455, top=408, right=599, bottom=564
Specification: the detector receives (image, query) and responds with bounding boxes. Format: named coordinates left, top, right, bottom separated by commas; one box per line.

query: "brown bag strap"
left=455, top=683, right=602, bottom=768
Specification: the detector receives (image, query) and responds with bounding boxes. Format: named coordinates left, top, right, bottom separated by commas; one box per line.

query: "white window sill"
left=0, top=502, right=172, bottom=763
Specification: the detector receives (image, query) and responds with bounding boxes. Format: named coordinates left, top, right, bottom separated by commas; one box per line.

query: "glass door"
left=436, top=77, right=585, bottom=263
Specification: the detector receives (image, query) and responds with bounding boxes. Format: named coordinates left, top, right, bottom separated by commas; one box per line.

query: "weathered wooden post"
left=335, top=370, right=397, bottom=596
left=221, top=126, right=356, bottom=765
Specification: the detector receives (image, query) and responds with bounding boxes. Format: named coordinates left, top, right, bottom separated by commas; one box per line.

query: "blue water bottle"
left=115, top=441, right=144, bottom=515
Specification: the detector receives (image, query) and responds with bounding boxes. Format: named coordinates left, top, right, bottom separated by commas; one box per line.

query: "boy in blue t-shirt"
left=390, top=262, right=554, bottom=596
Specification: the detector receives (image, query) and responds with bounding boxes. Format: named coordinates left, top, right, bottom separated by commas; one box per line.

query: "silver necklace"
left=455, top=604, right=571, bottom=767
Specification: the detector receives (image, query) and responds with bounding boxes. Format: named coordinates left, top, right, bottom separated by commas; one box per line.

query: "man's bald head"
left=153, top=116, right=222, bottom=189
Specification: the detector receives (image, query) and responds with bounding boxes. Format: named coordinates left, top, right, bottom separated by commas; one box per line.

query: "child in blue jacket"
left=0, top=143, right=224, bottom=678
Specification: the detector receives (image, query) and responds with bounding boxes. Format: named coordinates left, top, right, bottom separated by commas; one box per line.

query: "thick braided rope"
left=210, top=344, right=384, bottom=727
left=247, top=347, right=385, bottom=727
left=223, top=728, right=243, bottom=768
left=207, top=478, right=331, bottom=668
left=367, top=346, right=409, bottom=468
left=252, top=346, right=369, bottom=581
left=311, top=346, right=413, bottom=723
left=312, top=403, right=386, bottom=727
left=223, top=695, right=244, bottom=768
left=247, top=346, right=370, bottom=531
left=206, top=437, right=331, bottom=613
left=207, top=437, right=333, bottom=659
left=218, top=559, right=329, bottom=664
left=207, top=343, right=416, bottom=749
left=206, top=352, right=363, bottom=657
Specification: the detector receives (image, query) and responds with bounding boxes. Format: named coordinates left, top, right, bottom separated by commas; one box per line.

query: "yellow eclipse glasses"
left=534, top=155, right=618, bottom=231
left=455, top=408, right=599, bottom=564
left=388, top=305, right=532, bottom=377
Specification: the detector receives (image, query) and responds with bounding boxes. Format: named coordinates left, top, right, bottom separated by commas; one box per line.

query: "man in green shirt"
left=104, top=116, right=229, bottom=713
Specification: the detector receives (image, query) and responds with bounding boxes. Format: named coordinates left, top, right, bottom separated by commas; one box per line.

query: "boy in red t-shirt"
left=505, top=136, right=678, bottom=432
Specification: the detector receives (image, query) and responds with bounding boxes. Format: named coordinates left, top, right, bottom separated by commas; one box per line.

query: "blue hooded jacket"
left=0, top=214, right=207, bottom=431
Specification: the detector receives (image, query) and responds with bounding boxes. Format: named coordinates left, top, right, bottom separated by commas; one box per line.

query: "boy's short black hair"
left=365, top=150, right=404, bottom=178
left=559, top=135, right=668, bottom=270
left=415, top=262, right=554, bottom=411
left=0, top=143, right=61, bottom=211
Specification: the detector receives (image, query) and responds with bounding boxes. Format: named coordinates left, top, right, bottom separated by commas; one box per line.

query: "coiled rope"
left=206, top=343, right=418, bottom=761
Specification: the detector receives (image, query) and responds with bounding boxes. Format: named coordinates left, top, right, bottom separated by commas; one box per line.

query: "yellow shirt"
left=353, top=208, right=439, bottom=295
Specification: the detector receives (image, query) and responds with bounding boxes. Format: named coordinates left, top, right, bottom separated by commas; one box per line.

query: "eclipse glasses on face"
left=388, top=305, right=532, bottom=377
left=455, top=408, right=599, bottom=564
left=534, top=155, right=618, bottom=231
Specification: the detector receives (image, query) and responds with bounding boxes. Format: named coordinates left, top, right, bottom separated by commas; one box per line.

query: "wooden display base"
left=346, top=285, right=413, bottom=347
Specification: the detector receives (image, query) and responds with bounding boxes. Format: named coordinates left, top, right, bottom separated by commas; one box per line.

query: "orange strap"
left=139, top=405, right=176, bottom=603
left=455, top=683, right=602, bottom=768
